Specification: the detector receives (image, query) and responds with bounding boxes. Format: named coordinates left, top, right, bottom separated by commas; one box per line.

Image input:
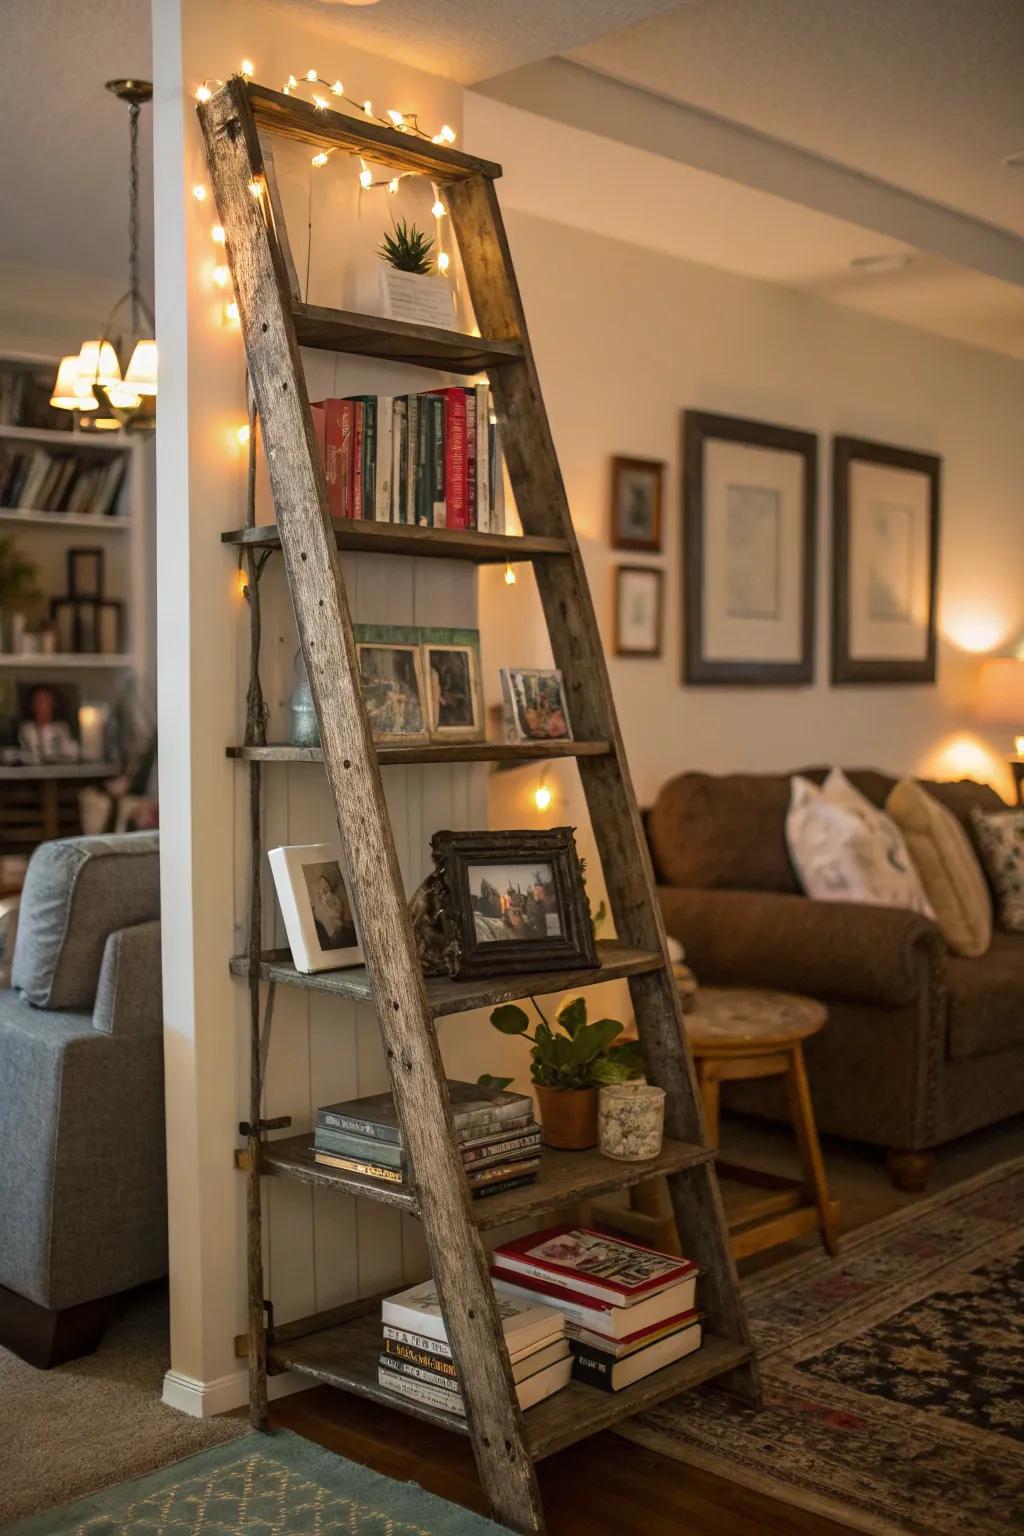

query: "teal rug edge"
left=6, top=1427, right=512, bottom=1535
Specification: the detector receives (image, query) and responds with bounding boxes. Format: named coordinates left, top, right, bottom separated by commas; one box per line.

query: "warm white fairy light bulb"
left=192, top=185, right=207, bottom=202
left=247, top=178, right=263, bottom=198
left=504, top=563, right=517, bottom=586
left=388, top=178, right=400, bottom=194
left=311, top=152, right=329, bottom=168
left=363, top=99, right=373, bottom=115
left=387, top=109, right=404, bottom=126
left=331, top=80, right=343, bottom=96
left=534, top=782, right=553, bottom=813
left=437, top=251, right=450, bottom=273
left=431, top=199, right=446, bottom=219
left=438, top=124, right=456, bottom=143
left=211, top=224, right=225, bottom=243
left=306, top=69, right=318, bottom=82
left=195, top=84, right=212, bottom=103
left=240, top=59, right=254, bottom=78
left=226, top=301, right=240, bottom=324
left=359, top=166, right=373, bottom=189
left=212, top=264, right=230, bottom=288
left=313, top=94, right=329, bottom=110
left=236, top=423, right=251, bottom=445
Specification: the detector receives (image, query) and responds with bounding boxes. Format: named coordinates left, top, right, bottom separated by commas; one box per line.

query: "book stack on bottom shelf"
left=379, top=1279, right=572, bottom=1416
left=491, top=1226, right=703, bottom=1393
left=314, top=1080, right=541, bottom=1199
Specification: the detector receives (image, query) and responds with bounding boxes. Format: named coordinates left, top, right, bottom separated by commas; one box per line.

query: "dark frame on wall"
left=831, top=436, right=941, bottom=686
left=683, top=410, right=818, bottom=686
left=610, top=455, right=664, bottom=553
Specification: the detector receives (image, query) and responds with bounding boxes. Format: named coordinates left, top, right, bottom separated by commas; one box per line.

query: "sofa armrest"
left=92, top=920, right=163, bottom=1035
left=658, top=886, right=945, bottom=1008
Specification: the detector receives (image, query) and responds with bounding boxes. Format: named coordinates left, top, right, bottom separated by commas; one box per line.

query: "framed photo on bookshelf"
left=499, top=668, right=573, bottom=743
left=611, top=456, right=664, bottom=552
left=614, top=566, right=663, bottom=658
left=355, top=626, right=430, bottom=745
left=831, top=437, right=940, bottom=685
left=67, top=547, right=104, bottom=599
left=683, top=410, right=817, bottom=685
left=268, top=842, right=363, bottom=974
left=430, top=827, right=598, bottom=979
left=421, top=628, right=484, bottom=743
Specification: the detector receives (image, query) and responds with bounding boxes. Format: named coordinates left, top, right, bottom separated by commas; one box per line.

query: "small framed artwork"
left=355, top=626, right=429, bottom=745
left=67, top=548, right=104, bottom=600
left=50, top=597, right=76, bottom=653
left=832, top=437, right=940, bottom=685
left=421, top=628, right=484, bottom=743
left=611, top=456, right=664, bottom=552
left=431, top=827, right=598, bottom=979
left=499, top=668, right=573, bottom=743
left=268, top=842, right=363, bottom=973
left=614, top=566, right=663, bottom=658
left=683, top=410, right=817, bottom=685
left=96, top=599, right=124, bottom=656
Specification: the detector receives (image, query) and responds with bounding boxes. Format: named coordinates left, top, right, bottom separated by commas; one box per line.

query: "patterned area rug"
left=6, top=1430, right=510, bottom=1536
left=617, top=1158, right=1024, bottom=1536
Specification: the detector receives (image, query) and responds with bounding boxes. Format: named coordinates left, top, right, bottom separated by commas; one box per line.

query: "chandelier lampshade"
left=77, top=340, right=122, bottom=390
left=50, top=354, right=98, bottom=411
left=124, top=339, right=159, bottom=396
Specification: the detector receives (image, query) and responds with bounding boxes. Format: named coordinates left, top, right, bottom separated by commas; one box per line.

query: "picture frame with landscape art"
left=355, top=626, right=429, bottom=745
left=430, top=827, right=598, bottom=979
left=831, top=436, right=940, bottom=685
left=421, top=628, right=483, bottom=742
left=500, top=667, right=573, bottom=743
left=268, top=842, right=363, bottom=974
left=611, top=456, right=663, bottom=552
left=683, top=410, right=817, bottom=685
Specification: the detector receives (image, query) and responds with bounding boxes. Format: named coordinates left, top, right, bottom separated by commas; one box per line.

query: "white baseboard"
left=162, top=1365, right=310, bottom=1418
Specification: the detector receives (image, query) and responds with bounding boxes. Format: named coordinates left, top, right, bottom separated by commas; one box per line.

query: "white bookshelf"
left=0, top=653, right=135, bottom=670
left=0, top=508, right=133, bottom=531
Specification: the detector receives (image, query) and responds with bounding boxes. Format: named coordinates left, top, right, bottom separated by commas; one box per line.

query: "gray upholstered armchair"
left=0, top=832, right=167, bottom=1366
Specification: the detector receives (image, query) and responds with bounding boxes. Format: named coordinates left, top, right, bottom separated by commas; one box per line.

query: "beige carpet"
left=0, top=1285, right=246, bottom=1528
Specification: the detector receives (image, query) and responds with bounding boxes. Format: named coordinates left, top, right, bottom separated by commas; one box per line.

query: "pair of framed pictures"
left=683, top=411, right=940, bottom=686
left=356, top=625, right=483, bottom=745
left=609, top=459, right=666, bottom=659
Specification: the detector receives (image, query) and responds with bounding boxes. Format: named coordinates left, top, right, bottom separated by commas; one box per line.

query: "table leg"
left=784, top=1045, right=839, bottom=1256
left=698, top=1059, right=721, bottom=1151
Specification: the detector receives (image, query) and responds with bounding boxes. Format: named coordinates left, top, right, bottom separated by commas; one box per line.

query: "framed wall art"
left=831, top=437, right=940, bottom=685
left=683, top=410, right=817, bottom=685
left=614, top=566, right=663, bottom=658
left=611, top=456, right=664, bottom=552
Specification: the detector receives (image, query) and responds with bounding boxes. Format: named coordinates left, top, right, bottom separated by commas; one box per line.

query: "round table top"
left=683, top=986, right=827, bottom=1053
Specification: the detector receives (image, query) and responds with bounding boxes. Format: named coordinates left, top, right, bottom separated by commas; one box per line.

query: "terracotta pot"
left=534, top=1085, right=599, bottom=1150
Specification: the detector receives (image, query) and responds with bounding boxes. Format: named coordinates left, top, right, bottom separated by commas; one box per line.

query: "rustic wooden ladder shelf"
left=199, top=78, right=759, bottom=1536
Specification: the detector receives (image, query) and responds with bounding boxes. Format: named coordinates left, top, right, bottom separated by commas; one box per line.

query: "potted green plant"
left=479, top=995, right=643, bottom=1150
left=0, top=537, right=41, bottom=653
left=375, top=218, right=454, bottom=329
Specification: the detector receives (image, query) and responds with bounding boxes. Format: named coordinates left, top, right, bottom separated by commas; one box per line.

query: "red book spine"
left=464, top=389, right=477, bottom=530
left=309, top=402, right=327, bottom=474
left=351, top=401, right=364, bottom=519
left=321, top=401, right=345, bottom=519
left=339, top=400, right=355, bottom=519
left=427, top=388, right=467, bottom=529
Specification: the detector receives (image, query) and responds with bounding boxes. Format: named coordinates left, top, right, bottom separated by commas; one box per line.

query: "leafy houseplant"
left=0, top=537, right=41, bottom=652
left=377, top=219, right=435, bottom=275
left=480, top=996, right=644, bottom=1151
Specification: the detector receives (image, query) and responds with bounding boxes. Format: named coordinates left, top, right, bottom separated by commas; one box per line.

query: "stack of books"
left=378, top=1278, right=571, bottom=1416
left=309, top=387, right=505, bottom=531
left=490, top=1225, right=702, bottom=1393
left=0, top=446, right=124, bottom=517
left=314, top=1080, right=541, bottom=1199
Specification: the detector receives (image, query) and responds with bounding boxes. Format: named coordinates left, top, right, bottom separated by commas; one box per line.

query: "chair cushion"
left=886, top=780, right=992, bottom=957
left=12, top=833, right=160, bottom=1009
left=786, top=769, right=933, bottom=915
left=945, top=930, right=1024, bottom=1059
left=970, top=808, right=1024, bottom=931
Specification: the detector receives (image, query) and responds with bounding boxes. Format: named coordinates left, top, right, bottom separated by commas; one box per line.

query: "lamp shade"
left=50, top=354, right=98, bottom=410
left=77, top=340, right=122, bottom=389
left=124, top=338, right=158, bottom=395
left=977, top=657, right=1024, bottom=724
left=107, top=382, right=144, bottom=409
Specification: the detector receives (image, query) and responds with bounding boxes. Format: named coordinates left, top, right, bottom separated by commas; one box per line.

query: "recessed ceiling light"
left=1004, top=150, right=1024, bottom=170
left=849, top=254, right=914, bottom=274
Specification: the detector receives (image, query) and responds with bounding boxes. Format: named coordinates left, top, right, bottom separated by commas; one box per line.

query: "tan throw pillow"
left=886, top=780, right=992, bottom=957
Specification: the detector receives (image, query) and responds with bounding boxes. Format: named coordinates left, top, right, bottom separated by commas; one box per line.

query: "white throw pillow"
left=786, top=768, right=934, bottom=916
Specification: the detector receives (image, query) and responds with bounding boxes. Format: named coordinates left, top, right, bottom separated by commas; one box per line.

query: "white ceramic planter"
left=378, top=264, right=455, bottom=328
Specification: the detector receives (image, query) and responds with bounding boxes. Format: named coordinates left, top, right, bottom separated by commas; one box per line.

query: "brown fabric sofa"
left=646, top=768, right=1024, bottom=1190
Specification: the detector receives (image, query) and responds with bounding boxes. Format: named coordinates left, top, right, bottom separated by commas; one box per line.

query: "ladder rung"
left=292, top=302, right=522, bottom=374
left=226, top=741, right=612, bottom=767
left=221, top=519, right=569, bottom=563
left=248, top=83, right=502, bottom=182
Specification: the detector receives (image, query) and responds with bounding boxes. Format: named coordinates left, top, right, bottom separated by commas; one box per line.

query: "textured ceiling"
left=567, top=0, right=1024, bottom=238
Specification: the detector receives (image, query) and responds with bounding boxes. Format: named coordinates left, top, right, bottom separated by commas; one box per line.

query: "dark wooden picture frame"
left=683, top=410, right=817, bottom=685
left=67, top=547, right=104, bottom=600
left=614, top=566, right=664, bottom=658
left=431, top=827, right=599, bottom=980
left=611, top=456, right=664, bottom=552
left=831, top=436, right=941, bottom=685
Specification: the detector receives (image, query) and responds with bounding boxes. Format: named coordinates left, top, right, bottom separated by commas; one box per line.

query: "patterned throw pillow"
left=786, top=768, right=934, bottom=915
left=970, top=808, right=1024, bottom=931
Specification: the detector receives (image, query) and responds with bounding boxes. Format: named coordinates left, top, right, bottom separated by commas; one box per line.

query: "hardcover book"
left=570, top=1319, right=702, bottom=1392
left=492, top=1226, right=697, bottom=1307
left=382, top=1279, right=563, bottom=1353
left=487, top=1272, right=698, bottom=1340
left=317, top=1082, right=533, bottom=1144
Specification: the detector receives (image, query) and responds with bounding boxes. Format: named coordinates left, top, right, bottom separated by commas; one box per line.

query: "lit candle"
left=78, top=704, right=108, bottom=762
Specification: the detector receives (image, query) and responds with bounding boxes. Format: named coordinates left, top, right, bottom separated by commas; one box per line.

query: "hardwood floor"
left=268, top=1384, right=855, bottom=1535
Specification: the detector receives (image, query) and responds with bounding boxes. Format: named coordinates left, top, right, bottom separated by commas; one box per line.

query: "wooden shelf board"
left=227, top=740, right=611, bottom=767
left=0, top=509, right=132, bottom=530
left=269, top=1309, right=750, bottom=1460
left=0, top=761, right=118, bottom=781
left=256, top=1135, right=712, bottom=1230
left=293, top=302, right=521, bottom=375
left=221, top=519, right=567, bottom=563
left=0, top=653, right=134, bottom=670
left=230, top=939, right=664, bottom=1019
left=0, top=423, right=132, bottom=451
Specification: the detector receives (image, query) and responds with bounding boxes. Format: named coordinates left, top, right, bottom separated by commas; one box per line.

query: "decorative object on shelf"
left=67, top=548, right=104, bottom=599
left=614, top=565, right=664, bottom=658
left=0, top=536, right=40, bottom=653
left=289, top=649, right=320, bottom=747
left=354, top=628, right=429, bottom=745
left=832, top=436, right=940, bottom=685
left=683, top=410, right=817, bottom=685
left=49, top=81, right=157, bottom=432
left=16, top=682, right=81, bottom=764
left=430, top=827, right=598, bottom=979
left=376, top=218, right=455, bottom=329
left=611, top=456, right=664, bottom=553
left=77, top=702, right=110, bottom=763
left=598, top=1082, right=666, bottom=1161
left=480, top=993, right=642, bottom=1150
left=500, top=667, right=573, bottom=743
left=407, top=871, right=449, bottom=975
left=422, top=628, right=483, bottom=742
left=977, top=651, right=1024, bottom=801
left=0, top=358, right=72, bottom=432
left=269, top=842, right=363, bottom=973
left=378, top=218, right=435, bottom=274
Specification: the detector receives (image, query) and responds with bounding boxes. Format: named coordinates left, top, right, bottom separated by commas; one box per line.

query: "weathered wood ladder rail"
left=199, top=78, right=759, bottom=1536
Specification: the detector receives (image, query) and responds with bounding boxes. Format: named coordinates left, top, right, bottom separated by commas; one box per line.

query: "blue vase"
left=289, top=649, right=320, bottom=747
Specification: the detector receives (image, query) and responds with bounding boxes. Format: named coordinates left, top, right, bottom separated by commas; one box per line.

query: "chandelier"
left=50, top=79, right=157, bottom=431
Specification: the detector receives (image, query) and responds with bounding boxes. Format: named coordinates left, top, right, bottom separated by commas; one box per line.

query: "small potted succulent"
left=375, top=218, right=455, bottom=329
left=479, top=995, right=643, bottom=1150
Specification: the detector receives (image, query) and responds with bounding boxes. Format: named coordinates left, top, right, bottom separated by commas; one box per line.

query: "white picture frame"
left=269, top=842, right=363, bottom=974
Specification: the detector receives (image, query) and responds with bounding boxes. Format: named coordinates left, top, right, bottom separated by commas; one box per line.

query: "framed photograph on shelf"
left=421, top=628, right=484, bottom=743
left=683, top=410, right=817, bottom=685
left=430, top=827, right=598, bottom=979
left=614, top=566, right=663, bottom=658
left=611, top=456, right=664, bottom=552
left=499, top=667, right=573, bottom=743
left=268, top=842, right=363, bottom=974
left=832, top=437, right=940, bottom=685
left=355, top=626, right=429, bottom=745
left=67, top=548, right=104, bottom=599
